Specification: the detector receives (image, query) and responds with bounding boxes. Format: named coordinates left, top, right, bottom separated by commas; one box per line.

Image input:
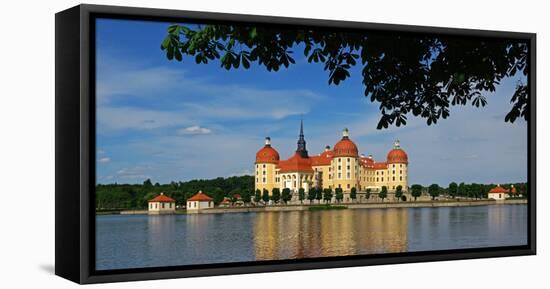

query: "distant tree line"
left=409, top=182, right=528, bottom=201
left=96, top=177, right=528, bottom=210
left=95, top=176, right=254, bottom=210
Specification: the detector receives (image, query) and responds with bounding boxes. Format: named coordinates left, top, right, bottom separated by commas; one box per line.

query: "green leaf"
left=167, top=47, right=174, bottom=60
left=161, top=36, right=171, bottom=49
left=250, top=27, right=257, bottom=40
left=167, top=24, right=179, bottom=34
left=242, top=56, right=250, bottom=69
left=175, top=50, right=182, bottom=61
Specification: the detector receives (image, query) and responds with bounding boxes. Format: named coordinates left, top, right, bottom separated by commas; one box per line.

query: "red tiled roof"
left=148, top=193, right=175, bottom=203
left=360, top=156, right=375, bottom=168
left=333, top=137, right=359, bottom=157
left=256, top=145, right=280, bottom=164
left=373, top=162, right=388, bottom=169
left=311, top=150, right=333, bottom=166
left=510, top=187, right=517, bottom=193
left=488, top=186, right=508, bottom=194
left=188, top=191, right=213, bottom=201
left=277, top=152, right=314, bottom=173
left=387, top=148, right=408, bottom=164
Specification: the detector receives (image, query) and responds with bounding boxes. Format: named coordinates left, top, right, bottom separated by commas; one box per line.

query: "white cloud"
left=97, top=106, right=191, bottom=132
left=96, top=54, right=325, bottom=134
left=115, top=166, right=153, bottom=181
left=176, top=125, right=212, bottom=135
left=98, top=157, right=110, bottom=163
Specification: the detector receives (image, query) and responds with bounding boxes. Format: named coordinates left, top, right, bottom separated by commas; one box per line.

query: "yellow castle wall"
left=255, top=163, right=277, bottom=194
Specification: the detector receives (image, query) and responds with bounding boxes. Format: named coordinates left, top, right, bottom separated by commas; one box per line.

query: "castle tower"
left=296, top=118, right=308, bottom=158
left=331, top=128, right=360, bottom=192
left=255, top=137, right=280, bottom=194
left=386, top=140, right=409, bottom=192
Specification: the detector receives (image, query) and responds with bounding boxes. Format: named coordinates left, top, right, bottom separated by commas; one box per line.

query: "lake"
left=96, top=204, right=527, bottom=270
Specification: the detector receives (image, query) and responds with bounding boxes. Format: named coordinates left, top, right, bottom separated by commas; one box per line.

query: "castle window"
left=347, top=158, right=350, bottom=162
left=347, top=172, right=350, bottom=178
left=400, top=176, right=403, bottom=181
left=338, top=158, right=341, bottom=162
left=347, top=184, right=350, bottom=189
left=338, top=165, right=341, bottom=170
left=262, top=177, right=266, bottom=183
left=393, top=170, right=395, bottom=174
left=393, top=176, right=395, bottom=181
left=400, top=170, right=402, bottom=174
left=256, top=178, right=258, bottom=182
left=393, top=164, right=395, bottom=168
left=338, top=184, right=341, bottom=188
left=400, top=164, right=403, bottom=168
left=338, top=173, right=342, bottom=178
left=381, top=177, right=384, bottom=181
left=293, top=181, right=296, bottom=187
left=376, top=177, right=379, bottom=182
left=263, top=171, right=266, bottom=175
left=347, top=165, right=350, bottom=170
left=263, top=164, right=266, bottom=168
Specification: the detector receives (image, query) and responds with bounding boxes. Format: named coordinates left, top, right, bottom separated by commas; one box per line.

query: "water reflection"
left=96, top=205, right=527, bottom=270
left=253, top=208, right=409, bottom=260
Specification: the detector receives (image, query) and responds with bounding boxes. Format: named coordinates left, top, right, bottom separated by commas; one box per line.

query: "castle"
left=254, top=121, right=409, bottom=198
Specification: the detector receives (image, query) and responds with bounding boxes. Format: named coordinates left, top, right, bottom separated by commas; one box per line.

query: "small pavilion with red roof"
left=148, top=192, right=176, bottom=214
left=186, top=190, right=214, bottom=212
left=488, top=184, right=513, bottom=200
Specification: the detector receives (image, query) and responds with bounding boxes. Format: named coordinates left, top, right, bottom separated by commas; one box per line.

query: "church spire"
left=296, top=118, right=308, bottom=157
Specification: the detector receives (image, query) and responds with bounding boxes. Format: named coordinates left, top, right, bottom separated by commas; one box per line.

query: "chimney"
left=265, top=137, right=271, bottom=146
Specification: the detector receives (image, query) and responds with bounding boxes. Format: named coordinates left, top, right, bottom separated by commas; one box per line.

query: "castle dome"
left=255, top=137, right=280, bottom=164
left=387, top=140, right=408, bottom=164
left=333, top=128, right=359, bottom=157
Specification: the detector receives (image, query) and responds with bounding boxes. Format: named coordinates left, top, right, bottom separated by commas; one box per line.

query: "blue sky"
left=95, top=18, right=528, bottom=186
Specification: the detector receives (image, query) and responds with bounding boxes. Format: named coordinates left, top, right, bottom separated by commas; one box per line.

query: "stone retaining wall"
left=115, top=199, right=527, bottom=215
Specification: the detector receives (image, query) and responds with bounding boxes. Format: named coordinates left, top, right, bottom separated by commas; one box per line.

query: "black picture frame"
left=55, top=4, right=537, bottom=284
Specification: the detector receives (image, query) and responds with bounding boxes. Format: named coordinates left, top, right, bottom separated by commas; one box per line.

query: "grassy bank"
left=96, top=209, right=121, bottom=215
left=308, top=204, right=347, bottom=211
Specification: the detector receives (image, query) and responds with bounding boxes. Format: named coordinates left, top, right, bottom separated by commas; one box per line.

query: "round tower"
left=331, top=128, right=360, bottom=192
left=255, top=137, right=280, bottom=194
left=386, top=140, right=409, bottom=192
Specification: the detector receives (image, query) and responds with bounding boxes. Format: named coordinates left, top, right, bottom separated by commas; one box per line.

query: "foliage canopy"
left=161, top=24, right=529, bottom=129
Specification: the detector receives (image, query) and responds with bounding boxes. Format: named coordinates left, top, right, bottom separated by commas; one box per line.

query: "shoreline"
left=97, top=199, right=527, bottom=216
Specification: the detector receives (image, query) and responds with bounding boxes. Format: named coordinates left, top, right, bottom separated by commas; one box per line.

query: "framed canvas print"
left=55, top=4, right=536, bottom=284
